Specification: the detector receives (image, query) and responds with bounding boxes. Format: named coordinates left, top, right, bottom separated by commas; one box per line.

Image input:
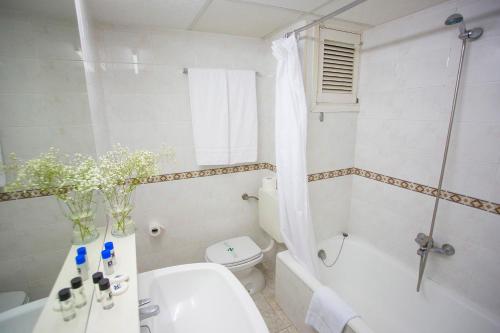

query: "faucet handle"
left=415, top=233, right=432, bottom=247
left=139, top=298, right=151, bottom=307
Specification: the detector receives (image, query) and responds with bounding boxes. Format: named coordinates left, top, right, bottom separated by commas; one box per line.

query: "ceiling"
left=88, top=0, right=449, bottom=37
left=0, top=0, right=77, bottom=22
left=0, top=0, right=449, bottom=38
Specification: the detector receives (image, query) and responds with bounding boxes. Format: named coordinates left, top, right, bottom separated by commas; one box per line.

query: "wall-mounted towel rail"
left=183, top=68, right=263, bottom=76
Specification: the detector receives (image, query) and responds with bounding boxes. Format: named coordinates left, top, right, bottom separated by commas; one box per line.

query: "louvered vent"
left=321, top=40, right=355, bottom=94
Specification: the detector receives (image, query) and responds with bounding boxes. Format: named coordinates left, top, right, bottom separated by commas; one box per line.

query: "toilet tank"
left=258, top=179, right=283, bottom=243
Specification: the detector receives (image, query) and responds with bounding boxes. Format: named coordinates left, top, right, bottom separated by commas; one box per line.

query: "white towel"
left=227, top=70, right=257, bottom=164
left=188, top=68, right=258, bottom=165
left=188, top=68, right=230, bottom=165
left=0, top=144, right=5, bottom=188
left=305, top=286, right=358, bottom=333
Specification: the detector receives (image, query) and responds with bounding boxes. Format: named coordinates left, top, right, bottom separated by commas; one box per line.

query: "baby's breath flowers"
left=1, top=145, right=174, bottom=240
left=98, top=144, right=174, bottom=236
left=2, top=149, right=100, bottom=244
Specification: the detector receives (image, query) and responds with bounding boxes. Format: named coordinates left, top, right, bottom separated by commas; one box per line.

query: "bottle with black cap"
left=58, top=288, right=76, bottom=321
left=92, top=272, right=103, bottom=302
left=71, top=276, right=87, bottom=308
left=98, top=278, right=114, bottom=310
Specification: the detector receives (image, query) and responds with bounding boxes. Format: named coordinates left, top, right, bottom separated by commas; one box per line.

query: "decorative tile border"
left=352, top=168, right=500, bottom=216
left=307, top=168, right=354, bottom=182
left=0, top=163, right=275, bottom=202
left=1, top=163, right=498, bottom=215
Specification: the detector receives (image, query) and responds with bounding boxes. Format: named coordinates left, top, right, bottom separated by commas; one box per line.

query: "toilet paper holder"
left=148, top=222, right=164, bottom=237
left=241, top=193, right=259, bottom=201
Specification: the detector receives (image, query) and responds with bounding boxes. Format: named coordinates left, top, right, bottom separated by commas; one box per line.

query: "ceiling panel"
left=238, top=0, right=330, bottom=12
left=0, top=0, right=77, bottom=21
left=193, top=0, right=303, bottom=37
left=315, top=0, right=448, bottom=26
left=88, top=0, right=207, bottom=30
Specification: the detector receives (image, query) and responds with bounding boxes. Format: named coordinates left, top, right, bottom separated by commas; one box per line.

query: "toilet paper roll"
left=262, top=177, right=277, bottom=191
left=148, top=222, right=163, bottom=237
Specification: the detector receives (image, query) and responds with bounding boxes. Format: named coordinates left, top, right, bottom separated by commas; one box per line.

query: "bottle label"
left=77, top=267, right=81, bottom=274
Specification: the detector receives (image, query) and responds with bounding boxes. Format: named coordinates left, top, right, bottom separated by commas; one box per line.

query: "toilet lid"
left=206, top=236, right=262, bottom=266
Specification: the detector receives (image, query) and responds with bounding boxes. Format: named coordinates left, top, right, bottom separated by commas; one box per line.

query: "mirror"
left=0, top=1, right=105, bottom=331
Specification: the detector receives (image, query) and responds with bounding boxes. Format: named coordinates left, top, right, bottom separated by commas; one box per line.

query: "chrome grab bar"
left=139, top=298, right=151, bottom=307
left=241, top=193, right=259, bottom=201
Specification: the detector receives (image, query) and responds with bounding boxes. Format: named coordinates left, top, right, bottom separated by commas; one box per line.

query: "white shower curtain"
left=272, top=35, right=319, bottom=277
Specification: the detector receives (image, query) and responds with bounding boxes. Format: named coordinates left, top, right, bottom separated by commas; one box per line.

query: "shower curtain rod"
left=284, top=0, right=367, bottom=38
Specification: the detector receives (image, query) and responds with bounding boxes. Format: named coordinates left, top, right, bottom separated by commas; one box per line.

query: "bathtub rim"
left=276, top=250, right=373, bottom=333
left=277, top=234, right=500, bottom=333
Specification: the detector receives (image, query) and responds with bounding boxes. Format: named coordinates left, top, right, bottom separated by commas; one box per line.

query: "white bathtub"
left=275, top=235, right=500, bottom=333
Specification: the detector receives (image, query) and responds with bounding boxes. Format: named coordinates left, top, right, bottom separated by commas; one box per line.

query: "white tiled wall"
left=0, top=9, right=96, bottom=160
left=90, top=23, right=356, bottom=271
left=0, top=8, right=97, bottom=300
left=352, top=0, right=500, bottom=317
left=307, top=112, right=357, bottom=241
left=90, top=26, right=277, bottom=271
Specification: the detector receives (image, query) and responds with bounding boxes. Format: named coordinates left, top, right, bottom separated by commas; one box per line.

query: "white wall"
left=0, top=9, right=96, bottom=161
left=352, top=0, right=500, bottom=318
left=307, top=112, right=357, bottom=241
left=91, top=22, right=357, bottom=271
left=0, top=8, right=97, bottom=300
left=91, top=25, right=276, bottom=271
left=75, top=0, right=111, bottom=156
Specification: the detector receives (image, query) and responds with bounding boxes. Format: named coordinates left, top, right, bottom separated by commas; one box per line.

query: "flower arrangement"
left=1, top=145, right=174, bottom=241
left=2, top=149, right=101, bottom=244
left=98, top=145, right=174, bottom=237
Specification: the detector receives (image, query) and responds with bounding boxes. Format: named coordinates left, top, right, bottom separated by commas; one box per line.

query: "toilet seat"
left=205, top=236, right=263, bottom=270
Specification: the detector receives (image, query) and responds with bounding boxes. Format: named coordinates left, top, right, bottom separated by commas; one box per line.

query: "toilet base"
left=232, top=267, right=265, bottom=295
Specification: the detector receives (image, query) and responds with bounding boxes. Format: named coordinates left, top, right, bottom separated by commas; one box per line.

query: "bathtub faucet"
left=139, top=298, right=160, bottom=321
left=415, top=232, right=455, bottom=291
left=415, top=233, right=455, bottom=257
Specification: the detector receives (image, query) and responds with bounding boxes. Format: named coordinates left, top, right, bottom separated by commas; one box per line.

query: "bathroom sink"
left=138, top=263, right=269, bottom=333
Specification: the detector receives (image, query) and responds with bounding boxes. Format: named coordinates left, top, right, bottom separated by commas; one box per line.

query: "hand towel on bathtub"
left=305, top=286, right=358, bottom=333
left=227, top=70, right=257, bottom=164
left=188, top=68, right=230, bottom=165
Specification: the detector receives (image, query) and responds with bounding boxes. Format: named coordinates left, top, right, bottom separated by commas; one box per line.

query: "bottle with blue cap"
left=101, top=249, right=115, bottom=276
left=104, top=241, right=117, bottom=265
left=75, top=255, right=89, bottom=281
left=76, top=246, right=89, bottom=270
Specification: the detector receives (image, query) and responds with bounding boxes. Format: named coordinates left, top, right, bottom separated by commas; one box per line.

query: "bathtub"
left=275, top=235, right=500, bottom=333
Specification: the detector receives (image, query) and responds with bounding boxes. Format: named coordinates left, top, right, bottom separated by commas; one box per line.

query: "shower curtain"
left=272, top=35, right=319, bottom=277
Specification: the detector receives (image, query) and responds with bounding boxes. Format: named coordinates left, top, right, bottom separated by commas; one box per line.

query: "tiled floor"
left=253, top=262, right=299, bottom=333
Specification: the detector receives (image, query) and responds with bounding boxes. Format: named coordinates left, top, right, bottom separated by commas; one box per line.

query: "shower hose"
left=319, top=232, right=348, bottom=268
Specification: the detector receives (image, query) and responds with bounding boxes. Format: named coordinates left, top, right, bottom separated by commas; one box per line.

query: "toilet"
left=205, top=177, right=282, bottom=294
left=0, top=291, right=28, bottom=313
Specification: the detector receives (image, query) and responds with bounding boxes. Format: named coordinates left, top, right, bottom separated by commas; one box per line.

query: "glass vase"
left=58, top=191, right=99, bottom=245
left=69, top=209, right=99, bottom=245
left=110, top=204, right=135, bottom=237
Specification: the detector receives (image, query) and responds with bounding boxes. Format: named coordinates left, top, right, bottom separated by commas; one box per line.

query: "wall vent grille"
left=321, top=41, right=355, bottom=93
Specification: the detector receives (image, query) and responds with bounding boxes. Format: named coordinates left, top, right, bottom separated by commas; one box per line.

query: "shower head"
left=445, top=13, right=466, bottom=35
left=444, top=13, right=483, bottom=40
left=445, top=13, right=464, bottom=26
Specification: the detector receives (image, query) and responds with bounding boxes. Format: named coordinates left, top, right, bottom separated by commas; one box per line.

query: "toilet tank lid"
left=206, top=236, right=262, bottom=266
left=0, top=291, right=27, bottom=313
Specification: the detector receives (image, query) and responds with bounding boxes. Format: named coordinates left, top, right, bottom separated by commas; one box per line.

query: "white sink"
left=138, top=263, right=269, bottom=333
